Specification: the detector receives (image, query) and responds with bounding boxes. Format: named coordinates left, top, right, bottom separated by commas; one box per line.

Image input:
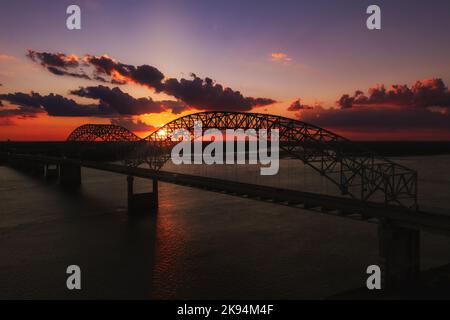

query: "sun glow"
left=155, top=127, right=168, bottom=138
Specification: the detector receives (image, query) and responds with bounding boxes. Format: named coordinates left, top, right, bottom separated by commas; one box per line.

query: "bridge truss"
left=67, top=124, right=141, bottom=142
left=66, top=111, right=418, bottom=209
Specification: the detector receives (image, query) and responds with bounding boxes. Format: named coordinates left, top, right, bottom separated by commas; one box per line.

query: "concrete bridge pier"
left=44, top=163, right=58, bottom=180
left=378, top=222, right=420, bottom=290
left=127, top=175, right=158, bottom=215
left=58, top=164, right=81, bottom=187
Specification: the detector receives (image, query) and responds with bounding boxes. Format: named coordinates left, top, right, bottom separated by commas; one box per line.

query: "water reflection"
left=0, top=155, right=449, bottom=299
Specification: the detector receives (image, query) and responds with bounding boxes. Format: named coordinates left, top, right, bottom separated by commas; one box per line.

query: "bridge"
left=1, top=111, right=449, bottom=291
left=67, top=111, right=418, bottom=209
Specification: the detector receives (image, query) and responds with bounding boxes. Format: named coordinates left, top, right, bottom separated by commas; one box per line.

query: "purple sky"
left=0, top=0, right=449, bottom=140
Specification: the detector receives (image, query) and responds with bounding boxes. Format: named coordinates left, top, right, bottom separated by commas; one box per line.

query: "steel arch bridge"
left=67, top=124, right=141, bottom=142
left=66, top=111, right=418, bottom=209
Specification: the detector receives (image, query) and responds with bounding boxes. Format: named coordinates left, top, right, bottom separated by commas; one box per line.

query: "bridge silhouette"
left=2, top=111, right=449, bottom=291
left=67, top=111, right=418, bottom=209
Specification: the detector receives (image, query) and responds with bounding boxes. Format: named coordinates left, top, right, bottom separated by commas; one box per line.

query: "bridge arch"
left=66, top=111, right=418, bottom=208
left=67, top=124, right=141, bottom=142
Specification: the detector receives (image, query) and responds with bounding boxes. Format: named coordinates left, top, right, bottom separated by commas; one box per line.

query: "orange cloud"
left=270, top=52, right=292, bottom=64
left=271, top=52, right=288, bottom=59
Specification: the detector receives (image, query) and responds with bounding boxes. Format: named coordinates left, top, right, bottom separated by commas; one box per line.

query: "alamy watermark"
left=366, top=264, right=382, bottom=290
left=170, top=121, right=280, bottom=176
left=366, top=5, right=381, bottom=30
left=66, top=5, right=81, bottom=30
left=66, top=265, right=81, bottom=290
left=66, top=4, right=381, bottom=31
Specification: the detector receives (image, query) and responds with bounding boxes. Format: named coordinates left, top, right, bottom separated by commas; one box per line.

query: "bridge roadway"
left=5, top=152, right=450, bottom=237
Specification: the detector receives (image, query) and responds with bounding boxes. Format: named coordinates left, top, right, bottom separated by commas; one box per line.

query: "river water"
left=1, top=155, right=450, bottom=299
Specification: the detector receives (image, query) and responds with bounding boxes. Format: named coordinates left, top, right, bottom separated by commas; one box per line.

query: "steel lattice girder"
left=66, top=111, right=418, bottom=209
left=67, top=124, right=141, bottom=142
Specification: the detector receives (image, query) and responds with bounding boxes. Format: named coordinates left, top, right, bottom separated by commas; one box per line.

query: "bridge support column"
left=44, top=163, right=58, bottom=179
left=378, top=222, right=420, bottom=289
left=58, top=164, right=81, bottom=186
left=127, top=175, right=158, bottom=215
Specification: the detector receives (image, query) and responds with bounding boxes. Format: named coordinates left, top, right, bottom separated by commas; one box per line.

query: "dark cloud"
left=412, top=79, right=450, bottom=108
left=337, top=79, right=450, bottom=109
left=298, top=105, right=450, bottom=132
left=0, top=92, right=42, bottom=108
left=0, top=86, right=188, bottom=119
left=110, top=117, right=155, bottom=132
left=28, top=50, right=276, bottom=112
left=71, top=85, right=164, bottom=115
left=293, top=78, right=450, bottom=136
left=287, top=99, right=313, bottom=111
left=0, top=105, right=44, bottom=118
left=130, top=65, right=165, bottom=91
left=47, top=66, right=91, bottom=80
left=84, top=54, right=268, bottom=111
left=40, top=94, right=108, bottom=117
left=70, top=85, right=187, bottom=115
left=163, top=74, right=275, bottom=111
left=0, top=92, right=109, bottom=117
left=26, top=50, right=91, bottom=80
left=337, top=94, right=355, bottom=109
left=84, top=55, right=118, bottom=75
left=159, top=99, right=190, bottom=114
left=27, top=50, right=80, bottom=68
left=85, top=55, right=165, bottom=90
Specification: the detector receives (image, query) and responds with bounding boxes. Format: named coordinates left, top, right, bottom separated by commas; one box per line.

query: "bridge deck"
left=4, top=152, right=450, bottom=236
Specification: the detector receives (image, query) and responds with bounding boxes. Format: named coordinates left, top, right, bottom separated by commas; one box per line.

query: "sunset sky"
left=0, top=0, right=449, bottom=140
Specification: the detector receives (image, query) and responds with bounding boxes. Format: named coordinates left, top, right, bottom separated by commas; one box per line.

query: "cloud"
left=0, top=92, right=43, bottom=108
left=0, top=100, right=45, bottom=125
left=40, top=94, right=107, bottom=117
left=0, top=86, right=189, bottom=120
left=287, top=99, right=313, bottom=111
left=28, top=50, right=276, bottom=112
left=0, top=92, right=109, bottom=117
left=156, top=99, right=190, bottom=114
left=271, top=53, right=288, bottom=59
left=271, top=52, right=292, bottom=64
left=0, top=105, right=44, bottom=118
left=337, top=79, right=450, bottom=109
left=70, top=85, right=188, bottom=115
left=337, top=93, right=357, bottom=109
left=46, top=66, right=91, bottom=79
left=110, top=117, right=155, bottom=132
left=297, top=105, right=450, bottom=132
left=163, top=74, right=275, bottom=111
left=70, top=86, right=164, bottom=115
left=85, top=54, right=165, bottom=90
left=26, top=50, right=90, bottom=79
left=413, top=79, right=450, bottom=108
left=27, top=50, right=80, bottom=68
left=0, top=96, right=47, bottom=124
left=281, top=78, right=450, bottom=137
